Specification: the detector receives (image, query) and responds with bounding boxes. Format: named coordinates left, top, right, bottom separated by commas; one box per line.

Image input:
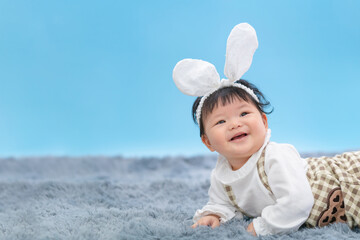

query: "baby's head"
left=191, top=79, right=272, bottom=165
left=192, top=79, right=273, bottom=137
left=173, top=23, right=272, bottom=164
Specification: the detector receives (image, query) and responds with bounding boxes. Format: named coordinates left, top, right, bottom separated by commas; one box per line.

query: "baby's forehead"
left=214, top=98, right=249, bottom=110
left=205, top=97, right=253, bottom=118
left=218, top=95, right=248, bottom=105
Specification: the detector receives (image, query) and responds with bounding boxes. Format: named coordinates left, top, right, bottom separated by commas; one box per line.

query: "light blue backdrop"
left=0, top=0, right=359, bottom=157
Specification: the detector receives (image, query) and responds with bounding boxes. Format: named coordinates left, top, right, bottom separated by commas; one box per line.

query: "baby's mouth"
left=230, top=133, right=248, bottom=141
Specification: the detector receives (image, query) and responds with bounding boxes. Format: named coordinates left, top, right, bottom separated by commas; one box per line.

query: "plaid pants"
left=304, top=151, right=360, bottom=227
left=255, top=150, right=360, bottom=228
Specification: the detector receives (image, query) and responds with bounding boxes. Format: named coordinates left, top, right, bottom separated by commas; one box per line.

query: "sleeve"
left=193, top=170, right=238, bottom=223
left=252, top=144, right=314, bottom=236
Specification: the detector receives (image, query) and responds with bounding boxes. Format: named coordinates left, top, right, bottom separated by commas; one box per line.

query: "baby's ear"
left=201, top=134, right=215, bottom=152
left=262, top=113, right=268, bottom=129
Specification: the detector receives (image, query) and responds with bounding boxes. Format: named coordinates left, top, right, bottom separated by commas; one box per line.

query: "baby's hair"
left=192, top=79, right=273, bottom=136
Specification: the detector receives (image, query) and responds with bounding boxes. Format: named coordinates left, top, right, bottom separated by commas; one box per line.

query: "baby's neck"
left=227, top=157, right=250, bottom=171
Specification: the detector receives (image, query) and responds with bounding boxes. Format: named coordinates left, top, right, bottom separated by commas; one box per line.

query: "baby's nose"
left=229, top=119, right=242, bottom=129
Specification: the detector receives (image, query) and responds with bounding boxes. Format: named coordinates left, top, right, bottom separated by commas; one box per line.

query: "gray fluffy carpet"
left=0, top=154, right=359, bottom=239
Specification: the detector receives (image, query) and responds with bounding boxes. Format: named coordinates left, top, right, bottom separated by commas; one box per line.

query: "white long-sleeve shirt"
left=193, top=130, right=314, bottom=235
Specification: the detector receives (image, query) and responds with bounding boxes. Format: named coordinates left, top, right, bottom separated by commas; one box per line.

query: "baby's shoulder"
left=266, top=142, right=299, bottom=154
left=265, top=142, right=302, bottom=161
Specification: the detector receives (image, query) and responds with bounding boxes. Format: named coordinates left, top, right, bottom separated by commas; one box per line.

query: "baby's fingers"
left=191, top=222, right=198, bottom=229
left=191, top=219, right=208, bottom=228
left=210, top=220, right=220, bottom=229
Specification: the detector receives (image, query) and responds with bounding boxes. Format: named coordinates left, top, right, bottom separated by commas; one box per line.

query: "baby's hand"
left=191, top=214, right=220, bottom=229
left=247, top=222, right=257, bottom=236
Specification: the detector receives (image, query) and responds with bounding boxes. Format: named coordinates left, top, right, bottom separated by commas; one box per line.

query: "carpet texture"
left=0, top=154, right=359, bottom=239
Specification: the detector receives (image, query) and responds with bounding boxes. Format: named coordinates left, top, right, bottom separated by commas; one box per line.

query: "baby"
left=172, top=23, right=360, bottom=236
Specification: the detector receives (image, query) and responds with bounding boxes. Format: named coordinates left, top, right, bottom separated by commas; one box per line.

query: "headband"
left=172, top=23, right=259, bottom=125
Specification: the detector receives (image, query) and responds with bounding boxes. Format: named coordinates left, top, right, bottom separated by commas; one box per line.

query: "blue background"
left=0, top=0, right=359, bottom=157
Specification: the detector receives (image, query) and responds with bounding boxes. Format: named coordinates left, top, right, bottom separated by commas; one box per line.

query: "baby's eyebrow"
left=206, top=115, right=224, bottom=126
left=210, top=111, right=227, bottom=120
left=209, top=102, right=250, bottom=120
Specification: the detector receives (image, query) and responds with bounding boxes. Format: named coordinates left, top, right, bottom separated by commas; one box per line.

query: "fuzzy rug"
left=0, top=154, right=359, bottom=239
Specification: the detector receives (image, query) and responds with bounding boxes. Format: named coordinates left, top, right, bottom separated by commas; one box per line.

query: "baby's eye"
left=216, top=120, right=225, bottom=125
left=240, top=112, right=248, bottom=117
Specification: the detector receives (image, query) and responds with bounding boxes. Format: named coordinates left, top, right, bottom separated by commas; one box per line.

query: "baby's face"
left=201, top=97, right=268, bottom=167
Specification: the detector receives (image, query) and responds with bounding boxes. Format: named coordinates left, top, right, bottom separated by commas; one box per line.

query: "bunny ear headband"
left=172, top=23, right=259, bottom=125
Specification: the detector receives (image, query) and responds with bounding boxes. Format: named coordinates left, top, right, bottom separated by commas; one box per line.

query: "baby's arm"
left=193, top=170, right=237, bottom=227
left=252, top=144, right=314, bottom=235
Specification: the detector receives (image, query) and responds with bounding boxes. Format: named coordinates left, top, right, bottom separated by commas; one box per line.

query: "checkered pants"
left=255, top=150, right=360, bottom=228
left=304, top=151, right=360, bottom=228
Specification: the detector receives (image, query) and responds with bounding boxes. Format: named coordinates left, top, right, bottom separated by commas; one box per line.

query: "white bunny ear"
left=224, top=23, right=258, bottom=82
left=173, top=59, right=220, bottom=96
